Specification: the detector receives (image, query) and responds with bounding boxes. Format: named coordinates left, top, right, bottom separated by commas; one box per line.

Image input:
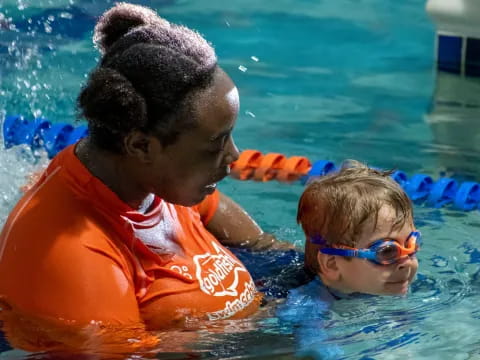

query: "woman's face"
left=144, top=68, right=240, bottom=206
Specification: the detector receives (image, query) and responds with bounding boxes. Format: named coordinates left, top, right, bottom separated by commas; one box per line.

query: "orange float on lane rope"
left=277, top=156, right=312, bottom=182
left=230, top=150, right=263, bottom=180
left=231, top=150, right=313, bottom=183
left=253, top=153, right=287, bottom=182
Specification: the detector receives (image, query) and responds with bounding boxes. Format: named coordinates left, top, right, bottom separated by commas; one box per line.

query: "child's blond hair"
left=297, top=160, right=413, bottom=275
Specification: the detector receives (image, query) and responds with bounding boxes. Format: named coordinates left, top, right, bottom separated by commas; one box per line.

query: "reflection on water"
left=426, top=71, right=480, bottom=179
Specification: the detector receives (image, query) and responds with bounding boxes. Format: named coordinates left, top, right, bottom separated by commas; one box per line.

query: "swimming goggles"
left=319, top=231, right=421, bottom=265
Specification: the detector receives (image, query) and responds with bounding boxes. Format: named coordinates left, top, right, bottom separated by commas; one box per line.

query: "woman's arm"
left=206, top=192, right=295, bottom=251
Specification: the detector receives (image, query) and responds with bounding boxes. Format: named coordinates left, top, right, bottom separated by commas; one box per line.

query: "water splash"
left=0, top=112, right=49, bottom=226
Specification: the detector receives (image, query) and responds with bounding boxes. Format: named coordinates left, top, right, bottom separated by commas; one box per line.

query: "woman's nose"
left=224, top=136, right=239, bottom=165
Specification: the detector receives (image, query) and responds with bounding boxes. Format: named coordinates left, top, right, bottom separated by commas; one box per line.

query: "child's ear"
left=317, top=251, right=341, bottom=282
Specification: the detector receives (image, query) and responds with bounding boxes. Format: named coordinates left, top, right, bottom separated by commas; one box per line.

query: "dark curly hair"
left=77, top=2, right=218, bottom=152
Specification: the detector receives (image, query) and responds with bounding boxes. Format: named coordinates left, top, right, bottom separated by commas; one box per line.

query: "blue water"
left=2, top=0, right=480, bottom=359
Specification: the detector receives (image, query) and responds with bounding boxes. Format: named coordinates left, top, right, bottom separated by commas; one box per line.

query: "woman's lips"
left=204, top=182, right=217, bottom=194
left=203, top=170, right=229, bottom=194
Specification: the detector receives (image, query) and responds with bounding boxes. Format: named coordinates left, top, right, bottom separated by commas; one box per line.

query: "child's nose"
left=396, top=255, right=414, bottom=269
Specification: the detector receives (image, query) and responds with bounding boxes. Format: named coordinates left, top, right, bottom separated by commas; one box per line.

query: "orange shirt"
left=0, top=145, right=261, bottom=344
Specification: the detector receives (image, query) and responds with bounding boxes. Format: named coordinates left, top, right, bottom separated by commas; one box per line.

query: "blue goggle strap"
left=320, top=247, right=377, bottom=261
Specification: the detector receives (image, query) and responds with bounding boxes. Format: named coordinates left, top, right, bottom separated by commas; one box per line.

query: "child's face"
left=334, top=205, right=418, bottom=296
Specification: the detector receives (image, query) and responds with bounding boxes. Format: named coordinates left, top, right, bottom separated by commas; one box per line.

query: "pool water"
left=1, top=0, right=480, bottom=359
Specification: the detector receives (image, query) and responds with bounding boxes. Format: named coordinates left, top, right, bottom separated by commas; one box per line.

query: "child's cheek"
left=409, top=258, right=419, bottom=281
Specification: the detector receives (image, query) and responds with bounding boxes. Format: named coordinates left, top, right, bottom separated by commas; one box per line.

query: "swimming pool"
left=1, top=0, right=480, bottom=358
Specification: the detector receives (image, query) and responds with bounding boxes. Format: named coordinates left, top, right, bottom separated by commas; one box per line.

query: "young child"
left=276, top=161, right=421, bottom=359
left=298, top=160, right=420, bottom=297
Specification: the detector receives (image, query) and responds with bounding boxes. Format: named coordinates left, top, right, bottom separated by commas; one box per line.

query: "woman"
left=0, top=2, right=289, bottom=349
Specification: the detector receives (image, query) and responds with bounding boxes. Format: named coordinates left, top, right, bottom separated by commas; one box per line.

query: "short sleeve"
left=194, top=189, right=220, bottom=225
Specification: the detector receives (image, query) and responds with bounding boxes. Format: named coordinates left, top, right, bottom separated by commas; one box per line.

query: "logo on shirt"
left=169, top=265, right=193, bottom=279
left=206, top=279, right=257, bottom=321
left=193, top=241, right=249, bottom=297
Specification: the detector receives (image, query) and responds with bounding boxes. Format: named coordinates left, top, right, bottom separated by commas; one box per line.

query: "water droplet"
left=60, top=12, right=73, bottom=20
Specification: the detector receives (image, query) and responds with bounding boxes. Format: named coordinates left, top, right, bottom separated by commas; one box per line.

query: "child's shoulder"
left=277, top=278, right=336, bottom=322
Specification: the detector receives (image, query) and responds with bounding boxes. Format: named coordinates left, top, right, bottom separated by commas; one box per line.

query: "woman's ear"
left=317, top=251, right=341, bottom=283
left=123, top=131, right=157, bottom=163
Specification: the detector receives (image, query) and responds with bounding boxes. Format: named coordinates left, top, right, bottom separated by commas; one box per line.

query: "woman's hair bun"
left=78, top=67, right=148, bottom=135
left=93, top=2, right=168, bottom=54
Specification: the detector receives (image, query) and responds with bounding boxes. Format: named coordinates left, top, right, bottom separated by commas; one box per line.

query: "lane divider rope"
left=4, top=115, right=480, bottom=211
